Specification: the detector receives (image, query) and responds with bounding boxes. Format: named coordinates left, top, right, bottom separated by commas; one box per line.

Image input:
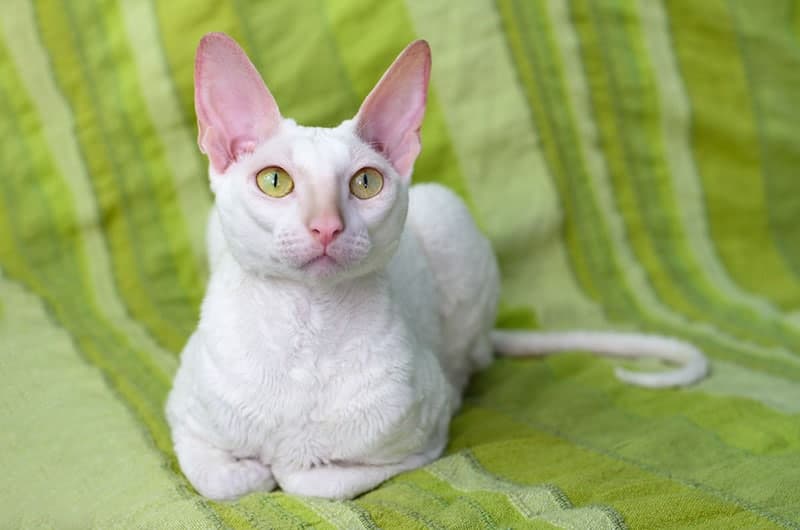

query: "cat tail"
left=490, top=330, right=709, bottom=388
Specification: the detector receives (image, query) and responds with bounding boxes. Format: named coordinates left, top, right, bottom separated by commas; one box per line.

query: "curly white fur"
left=166, top=34, right=708, bottom=502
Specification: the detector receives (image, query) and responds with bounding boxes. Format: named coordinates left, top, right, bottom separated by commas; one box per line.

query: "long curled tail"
left=491, top=330, right=709, bottom=388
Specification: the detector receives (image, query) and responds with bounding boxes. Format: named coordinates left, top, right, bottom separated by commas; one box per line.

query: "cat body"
left=166, top=34, right=708, bottom=501
left=168, top=179, right=497, bottom=501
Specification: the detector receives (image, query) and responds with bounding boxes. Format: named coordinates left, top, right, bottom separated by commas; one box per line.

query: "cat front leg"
left=172, top=428, right=276, bottom=501
left=275, top=451, right=438, bottom=500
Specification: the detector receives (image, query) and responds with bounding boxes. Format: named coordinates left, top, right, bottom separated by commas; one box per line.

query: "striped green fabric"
left=1, top=0, right=798, bottom=527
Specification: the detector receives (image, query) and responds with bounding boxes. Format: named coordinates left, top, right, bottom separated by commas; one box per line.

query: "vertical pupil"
left=271, top=172, right=278, bottom=188
left=362, top=173, right=369, bottom=189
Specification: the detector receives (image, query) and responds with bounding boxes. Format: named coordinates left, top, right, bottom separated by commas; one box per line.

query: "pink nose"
left=308, top=215, right=343, bottom=247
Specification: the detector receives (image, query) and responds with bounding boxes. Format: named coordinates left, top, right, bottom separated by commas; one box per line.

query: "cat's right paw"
left=186, top=457, right=276, bottom=501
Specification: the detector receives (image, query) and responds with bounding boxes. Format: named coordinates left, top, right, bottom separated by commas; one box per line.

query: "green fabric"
left=1, top=0, right=798, bottom=527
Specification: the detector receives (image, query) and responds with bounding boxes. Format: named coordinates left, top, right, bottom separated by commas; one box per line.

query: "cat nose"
left=308, top=214, right=344, bottom=247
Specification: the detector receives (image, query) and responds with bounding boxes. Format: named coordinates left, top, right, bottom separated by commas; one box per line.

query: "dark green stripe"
left=81, top=0, right=205, bottom=340
left=20, top=5, right=257, bottom=527
left=464, top=357, right=800, bottom=526
left=726, top=1, right=800, bottom=278
left=577, top=1, right=800, bottom=347
left=232, top=0, right=359, bottom=127
left=320, top=0, right=478, bottom=212
left=358, top=500, right=435, bottom=530
left=34, top=0, right=202, bottom=352
left=36, top=2, right=199, bottom=351
left=154, top=0, right=250, bottom=139
left=449, top=406, right=786, bottom=529
left=495, top=0, right=800, bottom=379
left=494, top=0, right=603, bottom=302
left=664, top=0, right=800, bottom=309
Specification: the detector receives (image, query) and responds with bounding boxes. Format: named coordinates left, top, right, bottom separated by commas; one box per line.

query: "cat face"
left=210, top=121, right=409, bottom=282
left=194, top=33, right=429, bottom=283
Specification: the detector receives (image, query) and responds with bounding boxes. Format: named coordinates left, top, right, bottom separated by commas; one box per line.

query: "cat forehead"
left=283, top=126, right=355, bottom=176
left=233, top=121, right=383, bottom=185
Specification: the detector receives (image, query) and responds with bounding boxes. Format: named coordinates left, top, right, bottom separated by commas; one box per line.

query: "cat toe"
left=190, top=458, right=276, bottom=501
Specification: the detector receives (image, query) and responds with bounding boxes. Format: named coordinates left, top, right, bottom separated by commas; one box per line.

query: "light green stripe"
left=119, top=0, right=211, bottom=269
left=0, top=269, right=213, bottom=528
left=0, top=0, right=178, bottom=381
left=403, top=0, right=607, bottom=330
left=698, top=359, right=800, bottom=414
left=303, top=499, right=379, bottom=529
left=426, top=452, right=626, bottom=529
left=0, top=27, right=174, bottom=476
left=403, top=0, right=559, bottom=244
left=664, top=0, right=800, bottom=309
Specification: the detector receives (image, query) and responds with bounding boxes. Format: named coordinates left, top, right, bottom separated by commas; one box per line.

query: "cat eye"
left=256, top=167, right=294, bottom=198
left=349, top=168, right=384, bottom=200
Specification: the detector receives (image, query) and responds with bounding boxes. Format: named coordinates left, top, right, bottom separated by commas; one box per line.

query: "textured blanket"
left=2, top=0, right=799, bottom=528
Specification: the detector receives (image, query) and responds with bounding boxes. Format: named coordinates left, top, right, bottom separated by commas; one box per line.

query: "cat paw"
left=278, top=465, right=369, bottom=500
left=187, top=457, right=276, bottom=501
left=277, top=456, right=431, bottom=500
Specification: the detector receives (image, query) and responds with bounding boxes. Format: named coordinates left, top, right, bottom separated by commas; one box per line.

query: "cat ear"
left=354, top=40, right=431, bottom=179
left=194, top=33, right=281, bottom=173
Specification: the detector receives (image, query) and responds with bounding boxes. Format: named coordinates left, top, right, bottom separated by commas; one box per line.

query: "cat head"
left=194, top=32, right=430, bottom=284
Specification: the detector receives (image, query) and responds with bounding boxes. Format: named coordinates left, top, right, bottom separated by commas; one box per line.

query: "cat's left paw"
left=277, top=454, right=432, bottom=500
left=278, top=465, right=374, bottom=500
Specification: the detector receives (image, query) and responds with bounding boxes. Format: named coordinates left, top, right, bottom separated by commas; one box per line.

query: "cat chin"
left=293, top=256, right=383, bottom=285
left=300, top=255, right=340, bottom=277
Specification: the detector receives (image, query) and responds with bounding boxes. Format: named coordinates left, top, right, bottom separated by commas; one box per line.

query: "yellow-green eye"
left=349, top=168, right=384, bottom=200
left=256, top=167, right=294, bottom=198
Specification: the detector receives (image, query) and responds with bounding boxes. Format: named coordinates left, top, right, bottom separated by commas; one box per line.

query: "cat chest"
left=209, top=324, right=419, bottom=455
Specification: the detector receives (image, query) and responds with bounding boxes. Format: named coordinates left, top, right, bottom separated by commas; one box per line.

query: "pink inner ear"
left=195, top=33, right=281, bottom=173
left=355, top=41, right=431, bottom=179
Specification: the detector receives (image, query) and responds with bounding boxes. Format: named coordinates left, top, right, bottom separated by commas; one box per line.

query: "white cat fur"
left=166, top=34, right=708, bottom=502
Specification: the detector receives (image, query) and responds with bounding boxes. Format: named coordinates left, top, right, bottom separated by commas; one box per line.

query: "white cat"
left=165, top=33, right=708, bottom=501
